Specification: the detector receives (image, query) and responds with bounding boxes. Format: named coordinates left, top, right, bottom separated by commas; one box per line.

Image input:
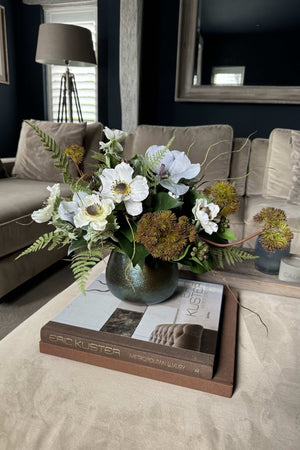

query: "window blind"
left=43, top=4, right=98, bottom=122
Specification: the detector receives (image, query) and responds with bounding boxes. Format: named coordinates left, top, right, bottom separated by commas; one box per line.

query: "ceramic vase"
left=254, top=236, right=291, bottom=275
left=105, top=251, right=179, bottom=305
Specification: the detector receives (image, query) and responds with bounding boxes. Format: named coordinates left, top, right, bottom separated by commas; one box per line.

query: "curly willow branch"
left=211, top=270, right=269, bottom=335
left=200, top=230, right=262, bottom=248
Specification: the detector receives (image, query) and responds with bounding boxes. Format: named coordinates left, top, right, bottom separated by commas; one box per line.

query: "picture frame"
left=0, top=5, right=9, bottom=84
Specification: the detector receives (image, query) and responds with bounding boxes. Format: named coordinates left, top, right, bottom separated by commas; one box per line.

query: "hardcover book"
left=40, top=274, right=225, bottom=380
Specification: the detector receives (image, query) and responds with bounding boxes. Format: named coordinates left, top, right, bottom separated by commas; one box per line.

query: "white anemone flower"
left=145, top=145, right=200, bottom=196
left=31, top=183, right=60, bottom=223
left=192, top=198, right=220, bottom=235
left=100, top=161, right=149, bottom=216
left=58, top=191, right=89, bottom=225
left=74, top=194, right=115, bottom=231
left=99, top=126, right=128, bottom=153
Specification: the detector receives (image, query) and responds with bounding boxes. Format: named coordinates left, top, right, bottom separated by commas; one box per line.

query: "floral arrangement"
left=18, top=122, right=293, bottom=292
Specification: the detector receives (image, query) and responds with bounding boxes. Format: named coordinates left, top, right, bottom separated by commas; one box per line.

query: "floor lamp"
left=35, top=23, right=97, bottom=122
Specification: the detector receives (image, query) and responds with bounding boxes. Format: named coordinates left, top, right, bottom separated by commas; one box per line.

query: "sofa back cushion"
left=262, top=128, right=293, bottom=199
left=82, top=122, right=104, bottom=174
left=288, top=130, right=300, bottom=205
left=229, top=137, right=251, bottom=196
left=246, top=138, right=269, bottom=196
left=128, top=124, right=234, bottom=188
left=12, top=120, right=87, bottom=182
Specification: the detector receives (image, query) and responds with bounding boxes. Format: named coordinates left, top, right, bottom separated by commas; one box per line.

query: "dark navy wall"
left=0, top=0, right=19, bottom=157
left=0, top=1, right=44, bottom=157
left=0, top=0, right=121, bottom=158
left=2, top=0, right=300, bottom=157
left=139, top=0, right=300, bottom=138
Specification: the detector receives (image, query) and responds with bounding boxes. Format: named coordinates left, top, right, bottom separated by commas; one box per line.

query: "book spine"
left=41, top=325, right=213, bottom=379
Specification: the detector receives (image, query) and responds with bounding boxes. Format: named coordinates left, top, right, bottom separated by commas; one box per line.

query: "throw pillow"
left=229, top=137, right=251, bottom=196
left=0, top=159, right=8, bottom=178
left=12, top=120, right=87, bottom=182
left=131, top=124, right=234, bottom=188
left=262, top=128, right=293, bottom=199
left=288, top=130, right=300, bottom=205
left=82, top=122, right=104, bottom=174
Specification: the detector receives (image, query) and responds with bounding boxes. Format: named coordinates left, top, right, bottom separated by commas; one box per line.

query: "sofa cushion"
left=130, top=125, right=234, bottom=188
left=229, top=138, right=251, bottom=196
left=243, top=196, right=300, bottom=253
left=262, top=129, right=293, bottom=199
left=12, top=120, right=87, bottom=182
left=82, top=122, right=104, bottom=174
left=288, top=130, right=300, bottom=205
left=0, top=178, right=71, bottom=258
left=246, top=138, right=269, bottom=197
left=0, top=160, right=8, bottom=178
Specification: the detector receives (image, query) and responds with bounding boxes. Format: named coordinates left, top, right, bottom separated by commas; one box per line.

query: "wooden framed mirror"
left=175, top=0, right=300, bottom=103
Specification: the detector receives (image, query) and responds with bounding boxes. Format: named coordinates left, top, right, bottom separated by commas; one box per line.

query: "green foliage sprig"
left=16, top=231, right=70, bottom=259
left=25, top=121, right=90, bottom=193
left=70, top=248, right=104, bottom=294
left=210, top=246, right=257, bottom=269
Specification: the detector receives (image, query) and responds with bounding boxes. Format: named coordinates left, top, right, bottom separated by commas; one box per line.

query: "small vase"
left=254, top=236, right=291, bottom=275
left=105, top=251, right=179, bottom=305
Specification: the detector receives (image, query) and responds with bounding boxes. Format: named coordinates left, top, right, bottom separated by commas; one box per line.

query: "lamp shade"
left=35, top=23, right=97, bottom=67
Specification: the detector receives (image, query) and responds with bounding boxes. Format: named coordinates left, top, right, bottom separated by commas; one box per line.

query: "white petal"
left=73, top=191, right=90, bottom=206
left=168, top=152, right=200, bottom=183
left=104, top=127, right=114, bottom=140
left=129, top=176, right=149, bottom=201
left=32, top=205, right=53, bottom=223
left=197, top=211, right=209, bottom=225
left=58, top=201, right=78, bottom=223
left=74, top=211, right=90, bottom=228
left=90, top=218, right=107, bottom=231
left=160, top=179, right=189, bottom=195
left=203, top=221, right=218, bottom=235
left=208, top=203, right=220, bottom=219
left=115, top=162, right=133, bottom=183
left=125, top=199, right=143, bottom=216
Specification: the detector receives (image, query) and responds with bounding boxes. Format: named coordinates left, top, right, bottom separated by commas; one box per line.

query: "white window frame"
left=43, top=2, right=98, bottom=122
left=211, top=66, right=245, bottom=87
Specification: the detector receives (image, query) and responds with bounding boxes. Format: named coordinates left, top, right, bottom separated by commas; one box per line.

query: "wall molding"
left=119, top=0, right=143, bottom=133
left=23, top=1, right=96, bottom=6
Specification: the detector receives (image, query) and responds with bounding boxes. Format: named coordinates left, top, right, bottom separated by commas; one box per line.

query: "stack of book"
left=40, top=274, right=238, bottom=398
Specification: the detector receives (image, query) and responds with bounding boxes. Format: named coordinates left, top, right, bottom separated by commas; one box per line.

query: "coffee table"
left=0, top=259, right=299, bottom=449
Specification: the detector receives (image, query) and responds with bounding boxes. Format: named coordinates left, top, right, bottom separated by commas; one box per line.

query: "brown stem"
left=200, top=230, right=262, bottom=248
left=212, top=271, right=268, bottom=336
left=75, top=162, right=83, bottom=177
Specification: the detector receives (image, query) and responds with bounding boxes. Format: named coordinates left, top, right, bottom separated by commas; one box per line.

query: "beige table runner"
left=0, top=260, right=299, bottom=450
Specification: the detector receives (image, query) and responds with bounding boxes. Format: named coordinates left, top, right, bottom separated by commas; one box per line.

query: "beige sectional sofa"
left=0, top=120, right=103, bottom=298
left=124, top=125, right=300, bottom=254
left=1, top=122, right=299, bottom=299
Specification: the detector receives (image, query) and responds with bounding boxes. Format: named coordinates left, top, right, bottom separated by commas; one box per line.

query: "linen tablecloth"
left=0, top=260, right=299, bottom=450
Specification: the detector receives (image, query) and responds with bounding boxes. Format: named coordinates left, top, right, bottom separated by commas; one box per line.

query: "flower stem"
left=75, top=162, right=83, bottom=177
left=200, top=230, right=262, bottom=247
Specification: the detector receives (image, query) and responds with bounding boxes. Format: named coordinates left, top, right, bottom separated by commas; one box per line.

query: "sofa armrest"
left=1, top=157, right=15, bottom=176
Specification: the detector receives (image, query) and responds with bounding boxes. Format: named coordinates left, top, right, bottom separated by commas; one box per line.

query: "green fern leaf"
left=24, top=121, right=81, bottom=192
left=16, top=231, right=69, bottom=259
left=143, top=136, right=175, bottom=184
left=70, top=249, right=103, bottom=294
left=210, top=246, right=256, bottom=269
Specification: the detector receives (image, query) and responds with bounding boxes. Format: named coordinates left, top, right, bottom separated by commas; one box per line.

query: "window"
left=43, top=3, right=97, bottom=122
left=211, top=66, right=245, bottom=86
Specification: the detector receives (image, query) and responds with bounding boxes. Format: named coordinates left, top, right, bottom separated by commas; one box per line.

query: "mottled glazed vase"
left=254, top=236, right=291, bottom=275
left=105, top=251, right=179, bottom=304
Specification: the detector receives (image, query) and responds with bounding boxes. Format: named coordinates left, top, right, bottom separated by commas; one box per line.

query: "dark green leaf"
left=152, top=192, right=183, bottom=211
left=217, top=228, right=237, bottom=241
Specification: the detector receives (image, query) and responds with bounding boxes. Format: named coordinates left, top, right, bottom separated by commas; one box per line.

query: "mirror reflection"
left=193, top=0, right=300, bottom=87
